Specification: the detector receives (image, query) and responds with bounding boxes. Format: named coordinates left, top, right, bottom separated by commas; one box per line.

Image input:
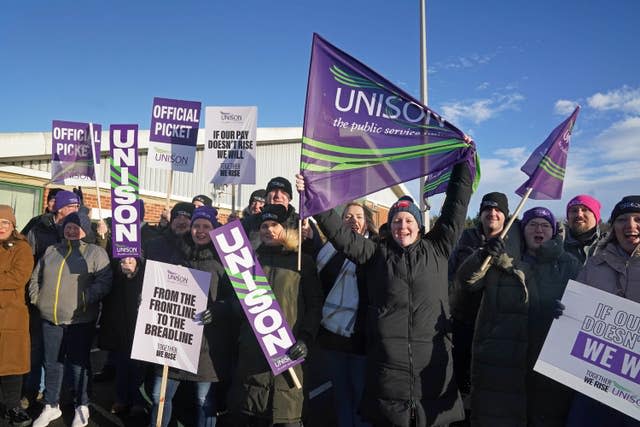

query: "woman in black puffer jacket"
left=147, top=206, right=235, bottom=427
left=298, top=162, right=472, bottom=427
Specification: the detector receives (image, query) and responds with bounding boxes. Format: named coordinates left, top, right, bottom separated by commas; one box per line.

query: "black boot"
left=5, top=407, right=31, bottom=427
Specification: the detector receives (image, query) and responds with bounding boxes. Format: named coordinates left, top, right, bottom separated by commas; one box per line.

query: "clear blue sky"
left=2, top=0, right=639, bottom=218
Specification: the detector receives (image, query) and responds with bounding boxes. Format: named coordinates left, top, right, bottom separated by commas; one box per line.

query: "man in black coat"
left=448, top=192, right=509, bottom=409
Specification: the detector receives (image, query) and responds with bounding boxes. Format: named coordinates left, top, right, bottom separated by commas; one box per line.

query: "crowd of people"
left=0, top=168, right=638, bottom=427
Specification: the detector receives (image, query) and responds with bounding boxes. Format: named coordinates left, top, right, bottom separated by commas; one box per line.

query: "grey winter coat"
left=29, top=239, right=112, bottom=325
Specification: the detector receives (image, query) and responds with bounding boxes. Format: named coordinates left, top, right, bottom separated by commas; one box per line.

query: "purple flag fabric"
left=516, top=106, right=580, bottom=200
left=210, top=222, right=303, bottom=376
left=110, top=124, right=141, bottom=258
left=51, top=120, right=101, bottom=183
left=300, top=34, right=477, bottom=218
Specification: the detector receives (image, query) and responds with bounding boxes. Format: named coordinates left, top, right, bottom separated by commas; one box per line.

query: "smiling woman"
left=456, top=205, right=581, bottom=426
left=305, top=162, right=472, bottom=427
left=565, top=197, right=640, bottom=426
left=0, top=205, right=34, bottom=427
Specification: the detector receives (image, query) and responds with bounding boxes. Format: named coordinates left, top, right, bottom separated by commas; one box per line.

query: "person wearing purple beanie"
left=456, top=206, right=581, bottom=426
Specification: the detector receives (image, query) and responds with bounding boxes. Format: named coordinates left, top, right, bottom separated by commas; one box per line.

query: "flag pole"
left=419, top=0, right=431, bottom=231
left=297, top=219, right=302, bottom=271
left=479, top=187, right=533, bottom=271
left=88, top=123, right=105, bottom=238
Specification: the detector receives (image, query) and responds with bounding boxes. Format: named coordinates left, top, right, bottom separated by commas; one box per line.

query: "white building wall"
left=0, top=127, right=409, bottom=211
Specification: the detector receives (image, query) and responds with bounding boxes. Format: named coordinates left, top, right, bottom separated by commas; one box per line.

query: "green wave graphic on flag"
left=301, top=137, right=469, bottom=172
left=423, top=171, right=451, bottom=193
left=539, top=155, right=565, bottom=180
left=330, top=65, right=382, bottom=89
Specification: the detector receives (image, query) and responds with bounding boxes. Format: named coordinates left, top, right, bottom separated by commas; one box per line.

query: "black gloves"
left=195, top=309, right=213, bottom=325
left=481, top=236, right=505, bottom=258
left=287, top=340, right=308, bottom=360
left=553, top=300, right=565, bottom=319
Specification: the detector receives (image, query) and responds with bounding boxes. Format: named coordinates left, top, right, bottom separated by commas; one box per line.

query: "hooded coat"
left=0, top=236, right=34, bottom=376
left=576, top=232, right=640, bottom=303
left=313, top=162, right=471, bottom=427
left=228, top=230, right=323, bottom=424
left=456, top=233, right=581, bottom=427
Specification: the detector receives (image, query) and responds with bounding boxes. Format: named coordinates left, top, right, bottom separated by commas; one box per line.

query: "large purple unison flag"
left=51, top=120, right=101, bottom=183
left=210, top=222, right=303, bottom=376
left=516, top=106, right=580, bottom=200
left=300, top=34, right=477, bottom=218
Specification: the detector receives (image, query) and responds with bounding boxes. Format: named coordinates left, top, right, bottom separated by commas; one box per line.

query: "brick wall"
left=43, top=188, right=233, bottom=224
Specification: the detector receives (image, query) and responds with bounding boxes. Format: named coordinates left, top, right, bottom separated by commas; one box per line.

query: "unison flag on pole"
left=300, top=34, right=477, bottom=218
left=516, top=106, right=580, bottom=200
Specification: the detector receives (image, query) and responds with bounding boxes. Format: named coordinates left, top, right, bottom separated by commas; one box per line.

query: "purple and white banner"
left=535, top=280, right=640, bottom=420
left=51, top=120, right=101, bottom=184
left=131, top=260, right=211, bottom=373
left=148, top=97, right=201, bottom=172
left=204, top=106, right=258, bottom=184
left=110, top=124, right=141, bottom=258
left=210, top=221, right=302, bottom=375
left=300, top=34, right=477, bottom=218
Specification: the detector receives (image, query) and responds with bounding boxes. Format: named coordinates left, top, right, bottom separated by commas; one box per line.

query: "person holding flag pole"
left=453, top=106, right=582, bottom=426
left=297, top=157, right=473, bottom=427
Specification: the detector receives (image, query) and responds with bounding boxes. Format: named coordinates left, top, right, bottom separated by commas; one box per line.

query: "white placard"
left=535, top=280, right=640, bottom=421
left=204, top=106, right=257, bottom=184
left=131, top=260, right=211, bottom=373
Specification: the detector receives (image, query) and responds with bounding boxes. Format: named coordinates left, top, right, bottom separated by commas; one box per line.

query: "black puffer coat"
left=314, top=163, right=471, bottom=427
left=456, top=233, right=580, bottom=427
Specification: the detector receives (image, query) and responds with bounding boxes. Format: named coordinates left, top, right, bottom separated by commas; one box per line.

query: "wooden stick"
left=165, top=170, right=174, bottom=209
left=155, top=364, right=169, bottom=427
left=298, top=219, right=302, bottom=271
left=479, top=187, right=533, bottom=271
left=288, top=367, right=302, bottom=389
left=231, top=184, right=237, bottom=214
left=88, top=123, right=104, bottom=237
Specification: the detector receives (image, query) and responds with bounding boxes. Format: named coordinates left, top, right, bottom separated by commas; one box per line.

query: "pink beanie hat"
left=567, top=194, right=602, bottom=224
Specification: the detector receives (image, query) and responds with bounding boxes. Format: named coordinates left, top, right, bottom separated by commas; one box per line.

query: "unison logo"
left=330, top=65, right=445, bottom=129
left=611, top=381, right=640, bottom=407
left=154, top=150, right=189, bottom=165
left=167, top=270, right=189, bottom=285
left=220, top=111, right=243, bottom=122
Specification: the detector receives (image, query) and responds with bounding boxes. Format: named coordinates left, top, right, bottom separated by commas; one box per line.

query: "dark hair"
left=342, top=202, right=378, bottom=236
